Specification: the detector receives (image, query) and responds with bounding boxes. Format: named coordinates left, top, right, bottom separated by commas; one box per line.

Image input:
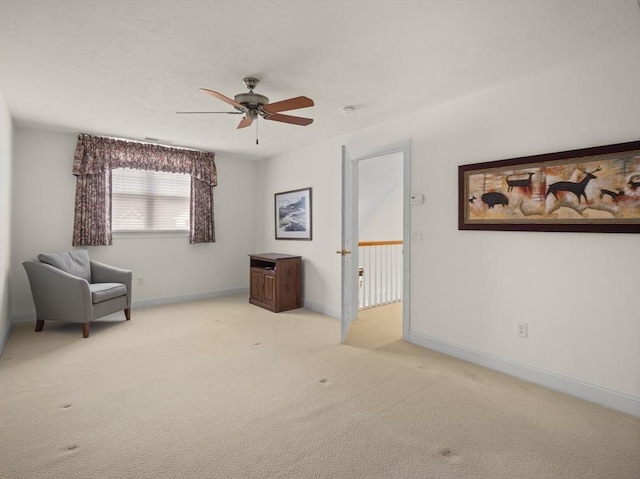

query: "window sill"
left=113, top=230, right=189, bottom=240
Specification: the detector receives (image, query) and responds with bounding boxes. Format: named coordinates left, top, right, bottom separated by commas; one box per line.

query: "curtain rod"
left=77, top=133, right=214, bottom=154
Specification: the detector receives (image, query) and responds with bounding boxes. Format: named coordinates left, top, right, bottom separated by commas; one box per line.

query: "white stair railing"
left=358, top=240, right=403, bottom=309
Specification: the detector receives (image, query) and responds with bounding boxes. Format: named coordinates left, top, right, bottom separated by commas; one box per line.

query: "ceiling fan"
left=177, top=77, right=314, bottom=130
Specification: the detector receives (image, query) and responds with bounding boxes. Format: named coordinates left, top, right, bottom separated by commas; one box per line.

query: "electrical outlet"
left=516, top=322, right=528, bottom=338
left=137, top=276, right=144, bottom=286
left=412, top=230, right=423, bottom=243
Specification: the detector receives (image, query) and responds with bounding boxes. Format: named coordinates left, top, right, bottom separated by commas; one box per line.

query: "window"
left=73, top=133, right=216, bottom=245
left=112, top=168, right=190, bottom=232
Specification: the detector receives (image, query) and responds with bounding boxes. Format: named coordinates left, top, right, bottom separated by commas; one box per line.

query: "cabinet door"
left=262, top=272, right=276, bottom=307
left=249, top=268, right=263, bottom=302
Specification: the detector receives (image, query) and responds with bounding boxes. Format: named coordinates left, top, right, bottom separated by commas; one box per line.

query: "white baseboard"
left=11, top=312, right=35, bottom=324
left=131, top=287, right=249, bottom=309
left=409, top=331, right=640, bottom=418
left=0, top=322, right=13, bottom=356
left=303, top=299, right=340, bottom=320
left=11, top=288, right=250, bottom=324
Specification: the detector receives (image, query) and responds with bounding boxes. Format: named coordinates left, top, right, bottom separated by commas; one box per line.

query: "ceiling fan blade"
left=176, top=111, right=243, bottom=114
left=263, top=96, right=314, bottom=114
left=237, top=117, right=254, bottom=129
left=200, top=88, right=244, bottom=109
left=264, top=113, right=313, bottom=126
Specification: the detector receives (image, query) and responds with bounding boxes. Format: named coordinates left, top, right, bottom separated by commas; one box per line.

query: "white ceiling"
left=1, top=0, right=638, bottom=161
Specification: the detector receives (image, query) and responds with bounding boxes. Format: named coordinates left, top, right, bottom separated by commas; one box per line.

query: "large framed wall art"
left=458, top=141, right=640, bottom=233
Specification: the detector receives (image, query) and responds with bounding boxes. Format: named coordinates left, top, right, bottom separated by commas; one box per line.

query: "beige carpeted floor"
left=1, top=296, right=638, bottom=479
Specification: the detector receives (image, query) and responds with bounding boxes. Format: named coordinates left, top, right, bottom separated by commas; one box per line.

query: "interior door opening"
left=341, top=141, right=411, bottom=344
left=355, top=152, right=404, bottom=342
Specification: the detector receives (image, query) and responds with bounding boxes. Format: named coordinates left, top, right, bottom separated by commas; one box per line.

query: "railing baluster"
left=358, top=240, right=403, bottom=310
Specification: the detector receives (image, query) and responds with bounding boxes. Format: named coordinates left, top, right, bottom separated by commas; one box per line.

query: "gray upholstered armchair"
left=23, top=250, right=132, bottom=338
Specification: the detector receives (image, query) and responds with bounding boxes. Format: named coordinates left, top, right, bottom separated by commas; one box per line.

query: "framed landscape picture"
left=458, top=141, right=640, bottom=233
left=275, top=187, right=312, bottom=240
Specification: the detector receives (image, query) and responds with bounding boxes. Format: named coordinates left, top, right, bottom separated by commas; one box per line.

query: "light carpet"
left=1, top=296, right=638, bottom=479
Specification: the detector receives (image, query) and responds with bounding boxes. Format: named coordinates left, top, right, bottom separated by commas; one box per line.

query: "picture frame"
left=274, top=187, right=312, bottom=240
left=458, top=141, right=640, bottom=233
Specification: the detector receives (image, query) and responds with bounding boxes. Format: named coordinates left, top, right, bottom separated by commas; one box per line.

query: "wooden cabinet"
left=249, top=253, right=301, bottom=313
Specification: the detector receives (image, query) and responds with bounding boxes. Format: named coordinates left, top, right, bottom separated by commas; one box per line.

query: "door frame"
left=341, top=140, right=411, bottom=342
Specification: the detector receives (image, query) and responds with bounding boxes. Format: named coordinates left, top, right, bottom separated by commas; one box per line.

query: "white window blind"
left=112, top=168, right=190, bottom=232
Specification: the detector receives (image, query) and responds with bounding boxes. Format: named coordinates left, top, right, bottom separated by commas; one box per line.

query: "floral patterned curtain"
left=72, top=134, right=217, bottom=245
left=190, top=177, right=215, bottom=243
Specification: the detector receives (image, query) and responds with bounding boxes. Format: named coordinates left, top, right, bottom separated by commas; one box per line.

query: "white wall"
left=359, top=183, right=403, bottom=241
left=10, top=127, right=259, bottom=315
left=359, top=153, right=403, bottom=241
left=370, top=49, right=640, bottom=401
left=0, top=92, right=13, bottom=350
left=259, top=47, right=640, bottom=410
left=255, top=139, right=345, bottom=317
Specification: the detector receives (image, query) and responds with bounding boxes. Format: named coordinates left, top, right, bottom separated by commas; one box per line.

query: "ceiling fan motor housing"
left=235, top=77, right=269, bottom=116
left=234, top=92, right=269, bottom=109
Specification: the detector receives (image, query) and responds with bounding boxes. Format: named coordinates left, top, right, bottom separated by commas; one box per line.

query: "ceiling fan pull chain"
left=256, top=116, right=259, bottom=145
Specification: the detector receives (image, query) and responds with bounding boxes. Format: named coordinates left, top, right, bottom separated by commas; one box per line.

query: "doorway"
left=356, top=153, right=403, bottom=341
left=340, top=141, right=411, bottom=343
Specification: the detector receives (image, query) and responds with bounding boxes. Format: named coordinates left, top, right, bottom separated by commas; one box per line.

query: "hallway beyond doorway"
left=347, top=302, right=402, bottom=349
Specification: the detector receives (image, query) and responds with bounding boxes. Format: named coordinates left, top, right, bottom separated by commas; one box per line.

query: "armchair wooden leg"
left=81, top=322, right=90, bottom=338
left=124, top=308, right=131, bottom=321
left=35, top=320, right=44, bottom=332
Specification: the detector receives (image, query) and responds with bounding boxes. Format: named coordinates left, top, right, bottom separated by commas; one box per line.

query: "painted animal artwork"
left=463, top=146, right=640, bottom=227
left=600, top=189, right=625, bottom=203
left=545, top=166, right=601, bottom=203
left=481, top=192, right=509, bottom=208
left=506, top=172, right=534, bottom=192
